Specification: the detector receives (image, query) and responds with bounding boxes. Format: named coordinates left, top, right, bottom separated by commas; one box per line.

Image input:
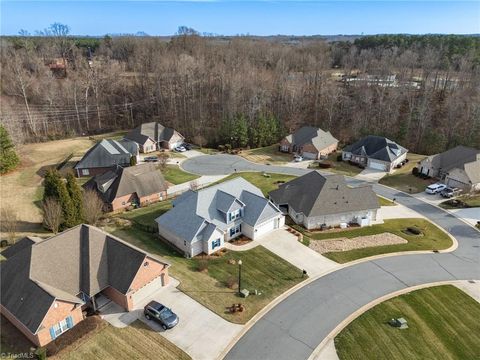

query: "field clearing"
left=335, top=285, right=480, bottom=360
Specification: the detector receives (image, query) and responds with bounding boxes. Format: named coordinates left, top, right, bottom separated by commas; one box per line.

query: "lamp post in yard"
left=238, top=259, right=243, bottom=295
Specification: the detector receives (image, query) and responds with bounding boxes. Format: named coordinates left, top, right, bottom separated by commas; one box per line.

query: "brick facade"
left=109, top=191, right=167, bottom=212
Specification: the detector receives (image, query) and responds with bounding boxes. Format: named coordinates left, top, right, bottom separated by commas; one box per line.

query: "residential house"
left=279, top=126, right=339, bottom=160
left=74, top=139, right=139, bottom=177
left=155, top=177, right=284, bottom=257
left=418, top=145, right=480, bottom=192
left=342, top=135, right=408, bottom=172
left=0, top=225, right=170, bottom=347
left=125, top=122, right=185, bottom=153
left=83, top=163, right=168, bottom=212
left=269, top=171, right=380, bottom=229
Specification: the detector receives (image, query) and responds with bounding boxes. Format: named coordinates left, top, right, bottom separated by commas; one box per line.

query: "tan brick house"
left=83, top=163, right=168, bottom=212
left=125, top=122, right=185, bottom=153
left=0, top=225, right=170, bottom=347
left=279, top=126, right=338, bottom=160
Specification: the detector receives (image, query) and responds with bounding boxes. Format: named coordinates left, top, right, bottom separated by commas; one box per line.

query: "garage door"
left=131, top=274, right=166, bottom=308
left=369, top=161, right=386, bottom=171
left=253, top=219, right=276, bottom=239
left=302, top=152, right=318, bottom=160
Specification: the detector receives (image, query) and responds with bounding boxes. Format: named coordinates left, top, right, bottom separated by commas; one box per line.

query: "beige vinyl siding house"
left=280, top=126, right=339, bottom=160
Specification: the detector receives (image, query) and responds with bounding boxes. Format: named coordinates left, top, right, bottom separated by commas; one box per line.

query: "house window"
left=228, top=209, right=242, bottom=222
left=184, top=240, right=187, bottom=246
left=212, top=238, right=221, bottom=250
left=50, top=316, right=73, bottom=339
left=229, top=224, right=241, bottom=237
left=82, top=169, right=89, bottom=176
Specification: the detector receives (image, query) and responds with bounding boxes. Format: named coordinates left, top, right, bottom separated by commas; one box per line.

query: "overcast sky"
left=1, top=1, right=479, bottom=36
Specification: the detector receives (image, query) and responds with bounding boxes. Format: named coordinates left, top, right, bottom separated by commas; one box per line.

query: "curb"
left=307, top=280, right=473, bottom=360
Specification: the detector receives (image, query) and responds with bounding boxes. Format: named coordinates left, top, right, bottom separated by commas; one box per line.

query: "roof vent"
left=336, top=185, right=339, bottom=190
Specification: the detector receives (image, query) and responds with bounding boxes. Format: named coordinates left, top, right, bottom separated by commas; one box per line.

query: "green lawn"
left=312, top=152, right=363, bottom=177
left=55, top=321, right=191, bottom=360
left=118, top=201, right=172, bottom=227
left=162, top=165, right=200, bottom=185
left=335, top=285, right=480, bottom=360
left=440, top=193, right=480, bottom=209
left=377, top=195, right=395, bottom=206
left=240, top=145, right=292, bottom=164
left=300, top=219, right=452, bottom=263
left=217, top=172, right=296, bottom=196
left=197, top=148, right=219, bottom=155
left=379, top=153, right=430, bottom=194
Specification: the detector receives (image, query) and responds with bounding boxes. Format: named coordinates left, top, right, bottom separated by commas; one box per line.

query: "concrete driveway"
left=101, top=278, right=242, bottom=360
left=354, top=168, right=387, bottom=182
left=258, top=229, right=339, bottom=277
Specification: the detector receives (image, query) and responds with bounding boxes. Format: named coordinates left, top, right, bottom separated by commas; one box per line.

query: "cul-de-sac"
left=1, top=4, right=479, bottom=360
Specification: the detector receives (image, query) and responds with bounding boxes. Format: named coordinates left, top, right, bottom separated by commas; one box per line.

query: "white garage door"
left=302, top=152, right=318, bottom=160
left=253, top=219, right=276, bottom=239
left=369, top=161, right=386, bottom=171
left=131, top=274, right=166, bottom=308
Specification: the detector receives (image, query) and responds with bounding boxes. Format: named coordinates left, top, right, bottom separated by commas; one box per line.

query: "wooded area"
left=1, top=25, right=479, bottom=154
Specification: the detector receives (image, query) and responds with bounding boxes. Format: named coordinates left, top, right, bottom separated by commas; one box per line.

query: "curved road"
left=183, top=155, right=480, bottom=360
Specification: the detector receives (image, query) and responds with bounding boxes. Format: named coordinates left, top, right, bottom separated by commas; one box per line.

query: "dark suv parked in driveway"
left=144, top=300, right=179, bottom=330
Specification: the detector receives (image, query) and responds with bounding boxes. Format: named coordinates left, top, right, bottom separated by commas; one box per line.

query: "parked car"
left=144, top=156, right=159, bottom=162
left=174, top=146, right=187, bottom=152
left=182, top=143, right=193, bottom=150
left=440, top=187, right=462, bottom=198
left=144, top=301, right=179, bottom=330
left=294, top=155, right=303, bottom=162
left=425, top=183, right=447, bottom=194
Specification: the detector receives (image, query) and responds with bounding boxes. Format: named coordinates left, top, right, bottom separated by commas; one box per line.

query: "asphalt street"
left=182, top=154, right=480, bottom=360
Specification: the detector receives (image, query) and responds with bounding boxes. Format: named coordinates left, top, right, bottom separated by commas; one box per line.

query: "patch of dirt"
left=309, top=232, right=407, bottom=254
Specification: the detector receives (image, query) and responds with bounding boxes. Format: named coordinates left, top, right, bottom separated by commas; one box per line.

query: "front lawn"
left=378, top=153, right=430, bottom=193
left=118, top=201, right=172, bottom=227
left=300, top=219, right=452, bottom=263
left=311, top=152, right=363, bottom=177
left=162, top=165, right=200, bottom=185
left=377, top=195, right=395, bottom=206
left=218, top=172, right=296, bottom=196
left=335, top=285, right=480, bottom=360
left=54, top=320, right=191, bottom=360
left=239, top=145, right=293, bottom=164
left=440, top=193, right=480, bottom=209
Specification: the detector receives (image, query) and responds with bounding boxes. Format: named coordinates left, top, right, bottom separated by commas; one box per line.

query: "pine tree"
left=233, top=114, right=249, bottom=148
left=66, top=172, right=84, bottom=225
left=0, top=125, right=20, bottom=174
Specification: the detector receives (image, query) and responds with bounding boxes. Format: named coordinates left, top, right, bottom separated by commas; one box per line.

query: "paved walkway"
left=101, top=278, right=242, bottom=360
left=258, top=229, right=339, bottom=277
left=375, top=203, right=426, bottom=221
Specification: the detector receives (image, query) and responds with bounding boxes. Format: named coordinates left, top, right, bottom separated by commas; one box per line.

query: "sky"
left=1, top=1, right=479, bottom=36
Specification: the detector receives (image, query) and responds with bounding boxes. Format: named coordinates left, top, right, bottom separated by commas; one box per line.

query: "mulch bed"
left=229, top=236, right=252, bottom=246
left=46, top=315, right=107, bottom=357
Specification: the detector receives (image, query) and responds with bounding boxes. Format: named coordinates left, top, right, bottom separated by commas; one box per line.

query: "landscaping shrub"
left=0, top=239, right=8, bottom=248
left=318, top=161, right=333, bottom=169
left=225, top=276, right=238, bottom=289
left=406, top=226, right=422, bottom=235
left=336, top=154, right=343, bottom=162
left=411, top=167, right=419, bottom=176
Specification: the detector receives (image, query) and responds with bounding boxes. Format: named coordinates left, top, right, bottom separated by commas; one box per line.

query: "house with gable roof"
left=279, top=126, right=339, bottom=160
left=155, top=177, right=284, bottom=257
left=125, top=122, right=185, bottom=153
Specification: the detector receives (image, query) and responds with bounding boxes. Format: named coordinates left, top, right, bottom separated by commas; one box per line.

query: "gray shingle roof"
left=156, top=177, right=282, bottom=243
left=285, top=126, right=338, bottom=152
left=83, top=163, right=168, bottom=203
left=343, top=135, right=407, bottom=162
left=0, top=225, right=169, bottom=334
left=75, top=139, right=138, bottom=169
left=125, top=122, right=184, bottom=146
left=423, top=145, right=480, bottom=183
left=269, top=171, right=380, bottom=217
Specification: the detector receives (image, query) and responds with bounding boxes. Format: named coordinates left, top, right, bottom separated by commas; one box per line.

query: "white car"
left=425, top=183, right=447, bottom=194
left=294, top=155, right=303, bottom=162
left=174, top=146, right=187, bottom=152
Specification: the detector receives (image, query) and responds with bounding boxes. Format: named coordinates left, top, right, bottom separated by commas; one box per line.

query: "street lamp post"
left=238, top=259, right=243, bottom=295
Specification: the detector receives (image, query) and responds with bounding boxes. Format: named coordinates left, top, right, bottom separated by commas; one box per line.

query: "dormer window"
left=228, top=209, right=242, bottom=222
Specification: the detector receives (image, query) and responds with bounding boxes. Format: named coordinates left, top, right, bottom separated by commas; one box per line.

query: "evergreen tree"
left=233, top=114, right=249, bottom=148
left=66, top=172, right=84, bottom=225
left=42, top=169, right=76, bottom=229
left=0, top=125, right=20, bottom=174
left=130, top=155, right=137, bottom=166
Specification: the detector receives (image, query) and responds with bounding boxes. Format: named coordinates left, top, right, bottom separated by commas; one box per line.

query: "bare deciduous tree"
left=83, top=189, right=104, bottom=225
left=0, top=208, right=19, bottom=243
left=158, top=152, right=169, bottom=170
left=42, top=197, right=63, bottom=234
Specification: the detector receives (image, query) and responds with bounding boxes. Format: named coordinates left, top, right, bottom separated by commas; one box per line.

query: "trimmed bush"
left=412, top=167, right=419, bottom=176
left=406, top=226, right=422, bottom=235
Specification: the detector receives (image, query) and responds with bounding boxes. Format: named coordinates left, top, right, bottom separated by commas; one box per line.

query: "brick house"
left=0, top=225, right=170, bottom=347
left=279, top=126, right=338, bottom=160
left=83, top=163, right=168, bottom=212
left=125, top=122, right=185, bottom=153
left=74, top=139, right=139, bottom=177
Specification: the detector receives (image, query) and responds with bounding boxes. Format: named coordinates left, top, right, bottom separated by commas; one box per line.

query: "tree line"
left=1, top=25, right=479, bottom=155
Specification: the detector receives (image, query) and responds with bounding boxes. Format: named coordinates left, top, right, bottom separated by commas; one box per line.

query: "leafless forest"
left=1, top=27, right=479, bottom=154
